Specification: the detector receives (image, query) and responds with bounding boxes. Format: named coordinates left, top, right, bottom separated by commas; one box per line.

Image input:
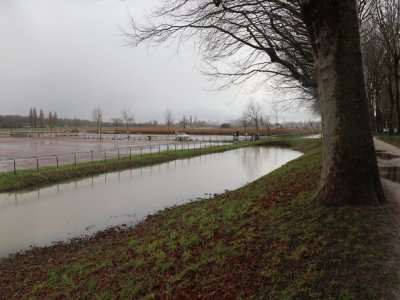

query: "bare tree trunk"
left=301, top=0, right=385, bottom=205
left=389, top=73, right=396, bottom=134
left=376, top=101, right=383, bottom=132
left=368, top=95, right=376, bottom=132
left=255, top=121, right=260, bottom=135
left=395, top=59, right=400, bottom=132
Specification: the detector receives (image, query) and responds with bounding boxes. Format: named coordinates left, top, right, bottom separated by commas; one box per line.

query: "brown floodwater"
left=0, top=146, right=302, bottom=257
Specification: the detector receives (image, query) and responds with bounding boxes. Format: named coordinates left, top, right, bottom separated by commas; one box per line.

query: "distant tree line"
left=0, top=115, right=29, bottom=129
left=28, top=108, right=58, bottom=129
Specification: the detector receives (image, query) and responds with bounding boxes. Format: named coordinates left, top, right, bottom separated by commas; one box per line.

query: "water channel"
left=0, top=146, right=302, bottom=257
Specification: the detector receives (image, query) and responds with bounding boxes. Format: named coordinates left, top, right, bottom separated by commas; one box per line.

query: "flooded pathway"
left=375, top=138, right=400, bottom=184
left=0, top=146, right=302, bottom=257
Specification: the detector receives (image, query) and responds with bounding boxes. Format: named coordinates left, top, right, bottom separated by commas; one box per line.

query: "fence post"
left=13, top=159, right=16, bottom=175
left=175, top=144, right=177, bottom=154
left=129, top=147, right=132, bottom=159
left=118, top=149, right=120, bottom=160
left=74, top=154, right=77, bottom=166
left=91, top=150, right=93, bottom=163
left=36, top=157, right=39, bottom=172
left=56, top=155, right=59, bottom=168
left=159, top=145, right=161, bottom=154
left=140, top=147, right=143, bottom=156
left=150, top=146, right=152, bottom=155
left=181, top=144, right=183, bottom=151
left=104, top=151, right=107, bottom=163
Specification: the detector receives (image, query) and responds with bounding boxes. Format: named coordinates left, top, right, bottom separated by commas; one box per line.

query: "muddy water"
left=0, top=146, right=302, bottom=257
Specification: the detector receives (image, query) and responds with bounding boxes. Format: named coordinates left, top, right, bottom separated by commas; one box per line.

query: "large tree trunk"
left=300, top=0, right=385, bottom=205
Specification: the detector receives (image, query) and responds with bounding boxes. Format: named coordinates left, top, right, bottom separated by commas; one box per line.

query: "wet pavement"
left=375, top=138, right=400, bottom=187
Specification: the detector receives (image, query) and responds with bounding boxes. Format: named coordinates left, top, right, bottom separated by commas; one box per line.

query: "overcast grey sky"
left=0, top=0, right=315, bottom=123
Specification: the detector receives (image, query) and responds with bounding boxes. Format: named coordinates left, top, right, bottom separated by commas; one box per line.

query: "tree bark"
left=300, top=0, right=385, bottom=205
left=389, top=72, right=396, bottom=134
left=394, top=59, right=400, bottom=132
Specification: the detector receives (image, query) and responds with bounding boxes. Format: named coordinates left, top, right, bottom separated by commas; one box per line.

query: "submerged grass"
left=0, top=138, right=398, bottom=299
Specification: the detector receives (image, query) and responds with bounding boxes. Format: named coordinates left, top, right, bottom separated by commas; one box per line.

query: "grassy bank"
left=0, top=138, right=398, bottom=299
left=376, top=135, right=400, bottom=147
left=0, top=139, right=290, bottom=193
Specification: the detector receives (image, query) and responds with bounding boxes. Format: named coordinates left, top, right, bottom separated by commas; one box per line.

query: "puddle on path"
left=380, top=167, right=400, bottom=183
left=376, top=152, right=400, bottom=160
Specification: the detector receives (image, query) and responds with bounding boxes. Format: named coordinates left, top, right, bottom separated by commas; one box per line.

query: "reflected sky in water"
left=0, top=146, right=302, bottom=257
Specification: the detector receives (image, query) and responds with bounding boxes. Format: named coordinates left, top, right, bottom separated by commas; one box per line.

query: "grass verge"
left=376, top=135, right=400, bottom=147
left=0, top=138, right=399, bottom=299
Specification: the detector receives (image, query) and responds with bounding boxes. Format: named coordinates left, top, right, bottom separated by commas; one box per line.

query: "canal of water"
left=0, top=146, right=302, bottom=257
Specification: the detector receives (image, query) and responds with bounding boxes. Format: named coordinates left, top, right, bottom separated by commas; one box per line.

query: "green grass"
left=376, top=135, right=400, bottom=147
left=0, top=138, right=398, bottom=299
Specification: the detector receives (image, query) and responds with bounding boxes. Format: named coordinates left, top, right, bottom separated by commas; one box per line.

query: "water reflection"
left=0, top=146, right=302, bottom=257
left=380, top=167, right=400, bottom=183
left=376, top=152, right=400, bottom=160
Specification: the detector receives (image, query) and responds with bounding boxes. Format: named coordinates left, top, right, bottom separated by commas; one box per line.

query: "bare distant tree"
left=29, top=108, right=34, bottom=128
left=112, top=118, right=123, bottom=134
left=32, top=108, right=37, bottom=129
left=164, top=109, right=174, bottom=133
left=92, top=107, right=103, bottom=140
left=121, top=109, right=134, bottom=138
left=238, top=112, right=249, bottom=134
left=39, top=109, right=45, bottom=128
left=180, top=115, right=188, bottom=129
left=128, top=115, right=134, bottom=129
left=247, top=100, right=263, bottom=135
left=47, top=112, right=53, bottom=130
left=53, top=112, right=58, bottom=127
left=261, top=115, right=271, bottom=136
left=271, top=102, right=280, bottom=127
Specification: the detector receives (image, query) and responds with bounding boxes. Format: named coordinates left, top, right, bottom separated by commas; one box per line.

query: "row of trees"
left=96, top=107, right=221, bottom=135
left=28, top=108, right=58, bottom=129
left=2, top=108, right=263, bottom=130
left=237, top=101, right=282, bottom=135
left=363, top=0, right=400, bottom=133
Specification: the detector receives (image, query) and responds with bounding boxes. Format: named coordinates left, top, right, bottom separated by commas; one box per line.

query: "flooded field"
left=0, top=135, right=231, bottom=158
left=0, top=146, right=302, bottom=257
left=0, top=135, right=233, bottom=172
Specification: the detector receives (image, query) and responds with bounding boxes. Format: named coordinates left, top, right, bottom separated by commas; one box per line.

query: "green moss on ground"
left=0, top=138, right=398, bottom=299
